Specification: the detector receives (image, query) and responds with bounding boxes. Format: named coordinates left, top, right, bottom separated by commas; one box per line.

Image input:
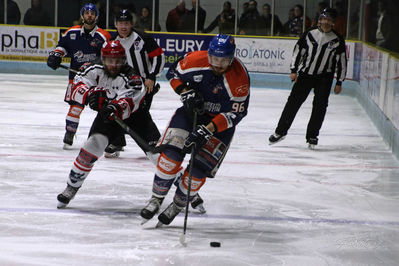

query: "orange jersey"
left=167, top=50, right=250, bottom=133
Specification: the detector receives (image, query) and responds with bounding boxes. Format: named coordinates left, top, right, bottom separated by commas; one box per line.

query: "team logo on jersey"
left=193, top=75, right=203, bottom=82
left=233, top=84, right=249, bottom=97
left=70, top=33, right=76, bottom=40
left=134, top=41, right=141, bottom=50
left=74, top=50, right=84, bottom=59
left=212, top=84, right=222, bottom=94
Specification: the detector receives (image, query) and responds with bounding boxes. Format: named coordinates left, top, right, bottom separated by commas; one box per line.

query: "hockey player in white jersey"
left=57, top=40, right=147, bottom=208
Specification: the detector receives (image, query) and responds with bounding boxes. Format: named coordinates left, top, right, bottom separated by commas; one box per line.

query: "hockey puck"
left=210, top=241, right=221, bottom=247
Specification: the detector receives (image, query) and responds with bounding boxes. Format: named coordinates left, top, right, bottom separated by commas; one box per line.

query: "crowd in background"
left=1, top=0, right=398, bottom=53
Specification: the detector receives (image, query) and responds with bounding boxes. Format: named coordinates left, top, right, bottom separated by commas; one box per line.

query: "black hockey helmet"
left=320, top=7, right=337, bottom=21
left=115, top=9, right=133, bottom=22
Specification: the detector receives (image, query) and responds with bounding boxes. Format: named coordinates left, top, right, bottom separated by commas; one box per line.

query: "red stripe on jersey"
left=148, top=47, right=164, bottom=58
left=179, top=50, right=209, bottom=71
left=224, top=59, right=250, bottom=98
left=212, top=114, right=228, bottom=132
left=97, top=28, right=111, bottom=41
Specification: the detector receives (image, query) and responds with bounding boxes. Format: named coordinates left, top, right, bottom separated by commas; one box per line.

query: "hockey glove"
left=183, top=125, right=213, bottom=154
left=100, top=103, right=121, bottom=123
left=127, top=74, right=143, bottom=90
left=180, top=89, right=204, bottom=114
left=88, top=87, right=108, bottom=111
left=47, top=51, right=62, bottom=70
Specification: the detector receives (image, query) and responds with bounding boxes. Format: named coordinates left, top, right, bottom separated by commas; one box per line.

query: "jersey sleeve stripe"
left=148, top=47, right=164, bottom=58
left=170, top=79, right=184, bottom=92
left=63, top=25, right=81, bottom=36
left=212, top=114, right=229, bottom=132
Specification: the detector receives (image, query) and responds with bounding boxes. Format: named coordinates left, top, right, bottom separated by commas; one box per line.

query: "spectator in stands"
left=333, top=1, right=347, bottom=37
left=203, top=1, right=235, bottom=34
left=166, top=0, right=188, bottom=32
left=180, top=0, right=206, bottom=33
left=239, top=2, right=249, bottom=22
left=283, top=8, right=295, bottom=35
left=287, top=4, right=311, bottom=36
left=312, top=1, right=328, bottom=26
left=375, top=0, right=395, bottom=51
left=259, top=3, right=283, bottom=36
left=0, top=0, right=21, bottom=24
left=23, top=0, right=51, bottom=26
left=137, top=6, right=161, bottom=31
left=238, top=0, right=262, bottom=35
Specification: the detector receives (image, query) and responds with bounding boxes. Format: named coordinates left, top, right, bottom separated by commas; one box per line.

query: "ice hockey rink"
left=0, top=73, right=398, bottom=266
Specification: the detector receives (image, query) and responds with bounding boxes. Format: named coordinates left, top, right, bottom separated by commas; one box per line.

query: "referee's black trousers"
left=275, top=73, right=333, bottom=139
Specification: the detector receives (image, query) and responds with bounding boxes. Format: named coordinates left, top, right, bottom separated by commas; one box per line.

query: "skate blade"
left=57, top=202, right=67, bottom=209
left=140, top=218, right=151, bottom=225
left=269, top=136, right=285, bottom=145
left=308, top=144, right=316, bottom=150
left=63, top=144, right=73, bottom=150
left=155, top=221, right=164, bottom=228
left=193, top=204, right=206, bottom=214
left=104, top=151, right=120, bottom=158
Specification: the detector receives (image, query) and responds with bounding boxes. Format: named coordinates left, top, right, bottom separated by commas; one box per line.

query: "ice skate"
left=190, top=194, right=206, bottom=214
left=140, top=196, right=164, bottom=224
left=307, top=137, right=318, bottom=149
left=269, top=133, right=286, bottom=145
left=63, top=131, right=75, bottom=150
left=104, top=144, right=124, bottom=158
left=156, top=202, right=183, bottom=227
left=174, top=173, right=206, bottom=213
left=57, top=184, right=79, bottom=208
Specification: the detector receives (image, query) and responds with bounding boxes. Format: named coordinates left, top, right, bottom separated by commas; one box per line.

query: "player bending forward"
left=140, top=34, right=250, bottom=226
left=57, top=40, right=147, bottom=208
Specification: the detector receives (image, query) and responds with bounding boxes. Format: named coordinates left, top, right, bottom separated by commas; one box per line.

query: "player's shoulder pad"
left=224, top=58, right=250, bottom=101
left=96, top=28, right=112, bottom=41
left=63, top=25, right=81, bottom=36
left=178, top=50, right=209, bottom=72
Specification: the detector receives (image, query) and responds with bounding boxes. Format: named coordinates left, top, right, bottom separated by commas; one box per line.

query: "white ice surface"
left=0, top=74, right=398, bottom=266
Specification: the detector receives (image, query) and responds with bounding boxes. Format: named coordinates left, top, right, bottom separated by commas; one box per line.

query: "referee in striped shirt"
left=269, top=7, right=347, bottom=149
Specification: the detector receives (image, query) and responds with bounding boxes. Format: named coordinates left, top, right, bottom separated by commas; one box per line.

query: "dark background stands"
left=0, top=0, right=20, bottom=24
left=23, top=0, right=51, bottom=26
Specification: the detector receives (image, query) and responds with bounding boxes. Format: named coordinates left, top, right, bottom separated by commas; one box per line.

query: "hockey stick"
left=179, top=110, right=198, bottom=246
left=111, top=114, right=159, bottom=154
left=59, top=64, right=79, bottom=74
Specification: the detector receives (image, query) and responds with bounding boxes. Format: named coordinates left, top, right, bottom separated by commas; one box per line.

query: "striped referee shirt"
left=116, top=30, right=165, bottom=81
left=290, top=26, right=347, bottom=85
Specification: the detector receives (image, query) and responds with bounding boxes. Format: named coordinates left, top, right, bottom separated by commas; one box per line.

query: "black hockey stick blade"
left=112, top=114, right=159, bottom=154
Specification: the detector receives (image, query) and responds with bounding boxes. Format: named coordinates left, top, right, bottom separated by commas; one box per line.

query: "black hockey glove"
left=180, top=89, right=204, bottom=114
left=100, top=103, right=121, bottom=123
left=183, top=125, right=213, bottom=154
left=47, top=51, right=62, bottom=70
left=88, top=87, right=108, bottom=111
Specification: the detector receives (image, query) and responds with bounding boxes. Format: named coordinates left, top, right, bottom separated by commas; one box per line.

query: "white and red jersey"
left=71, top=64, right=146, bottom=120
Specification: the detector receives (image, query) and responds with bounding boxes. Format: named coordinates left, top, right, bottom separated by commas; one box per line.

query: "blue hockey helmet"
left=80, top=3, right=99, bottom=21
left=208, top=34, right=236, bottom=58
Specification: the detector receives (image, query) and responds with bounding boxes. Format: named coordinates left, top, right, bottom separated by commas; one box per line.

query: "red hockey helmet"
left=101, top=40, right=126, bottom=59
left=101, top=40, right=126, bottom=77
